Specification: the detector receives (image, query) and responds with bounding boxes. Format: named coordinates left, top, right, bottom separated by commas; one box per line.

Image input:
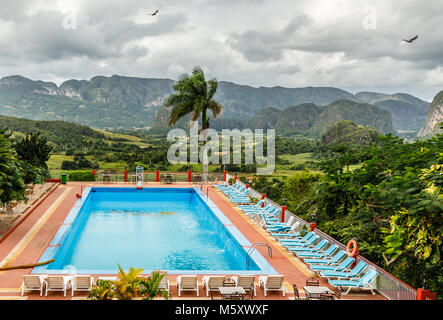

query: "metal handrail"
left=246, top=242, right=272, bottom=270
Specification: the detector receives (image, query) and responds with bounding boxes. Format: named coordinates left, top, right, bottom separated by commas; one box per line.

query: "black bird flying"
left=150, top=9, right=159, bottom=16
left=402, top=35, right=418, bottom=43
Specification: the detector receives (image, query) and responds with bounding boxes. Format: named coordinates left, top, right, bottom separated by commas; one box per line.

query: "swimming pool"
left=33, top=187, right=276, bottom=275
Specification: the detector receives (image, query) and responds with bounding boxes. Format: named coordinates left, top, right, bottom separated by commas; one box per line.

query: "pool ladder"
left=246, top=242, right=272, bottom=270
left=200, top=183, right=209, bottom=201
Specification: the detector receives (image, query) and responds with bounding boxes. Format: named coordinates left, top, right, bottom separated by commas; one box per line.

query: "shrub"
left=177, top=164, right=192, bottom=172
left=67, top=171, right=95, bottom=181
left=61, top=160, right=77, bottom=170
left=290, top=163, right=305, bottom=170
left=21, top=162, right=49, bottom=184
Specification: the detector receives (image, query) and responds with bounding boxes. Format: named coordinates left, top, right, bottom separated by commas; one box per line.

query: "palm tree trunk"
left=202, top=129, right=208, bottom=182
left=202, top=111, right=209, bottom=182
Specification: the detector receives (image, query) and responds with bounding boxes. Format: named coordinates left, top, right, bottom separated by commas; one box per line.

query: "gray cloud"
left=0, top=0, right=441, bottom=101
left=228, top=2, right=443, bottom=71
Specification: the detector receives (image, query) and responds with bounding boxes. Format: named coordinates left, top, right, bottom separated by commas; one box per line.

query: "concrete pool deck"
left=0, top=182, right=386, bottom=300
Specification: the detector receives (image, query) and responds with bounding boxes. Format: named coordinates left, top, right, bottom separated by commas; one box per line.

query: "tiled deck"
left=0, top=182, right=386, bottom=300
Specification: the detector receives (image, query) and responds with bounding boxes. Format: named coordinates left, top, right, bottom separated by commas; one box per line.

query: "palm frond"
left=207, top=79, right=218, bottom=100
left=168, top=102, right=194, bottom=126
left=207, top=100, right=223, bottom=119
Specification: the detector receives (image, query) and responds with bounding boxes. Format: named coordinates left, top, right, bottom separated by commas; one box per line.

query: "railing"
left=225, top=175, right=417, bottom=300
left=246, top=242, right=272, bottom=270
left=53, top=170, right=224, bottom=184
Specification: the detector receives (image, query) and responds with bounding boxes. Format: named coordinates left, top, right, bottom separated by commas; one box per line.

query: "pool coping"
left=32, top=187, right=277, bottom=275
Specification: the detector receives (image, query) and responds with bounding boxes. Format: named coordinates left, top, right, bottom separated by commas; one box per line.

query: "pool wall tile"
left=49, top=225, right=71, bottom=246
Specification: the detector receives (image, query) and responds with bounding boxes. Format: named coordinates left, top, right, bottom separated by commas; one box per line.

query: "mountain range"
left=0, top=74, right=434, bottom=137
left=417, top=90, right=443, bottom=138
left=150, top=99, right=394, bottom=137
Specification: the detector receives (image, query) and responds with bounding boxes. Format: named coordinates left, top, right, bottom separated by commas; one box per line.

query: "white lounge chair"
left=231, top=275, right=257, bottom=296
left=45, top=276, right=73, bottom=297
left=21, top=275, right=47, bottom=296
left=177, top=275, right=199, bottom=296
left=202, top=275, right=226, bottom=296
left=151, top=270, right=170, bottom=292
left=71, top=275, right=94, bottom=296
left=258, top=275, right=285, bottom=296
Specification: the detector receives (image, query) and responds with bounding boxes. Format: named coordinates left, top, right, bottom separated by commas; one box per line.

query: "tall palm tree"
left=165, top=66, right=223, bottom=181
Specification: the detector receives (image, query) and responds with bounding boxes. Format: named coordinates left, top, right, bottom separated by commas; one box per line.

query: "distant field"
left=47, top=154, right=73, bottom=169
left=94, top=129, right=151, bottom=147
left=274, top=153, right=315, bottom=174
left=48, top=151, right=358, bottom=180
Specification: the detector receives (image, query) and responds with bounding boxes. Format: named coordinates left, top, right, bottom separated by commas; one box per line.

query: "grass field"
left=94, top=129, right=151, bottom=147
left=48, top=151, right=358, bottom=180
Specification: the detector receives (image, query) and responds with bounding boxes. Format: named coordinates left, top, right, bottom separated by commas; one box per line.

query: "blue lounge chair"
left=271, top=230, right=300, bottom=238
left=260, top=208, right=281, bottom=222
left=297, top=244, right=338, bottom=259
left=231, top=199, right=251, bottom=205
left=270, top=222, right=301, bottom=238
left=320, top=261, right=367, bottom=280
left=241, top=204, right=274, bottom=216
left=229, top=188, right=249, bottom=198
left=238, top=200, right=264, bottom=209
left=224, top=184, right=245, bottom=193
left=222, top=185, right=244, bottom=196
left=265, top=215, right=294, bottom=227
left=279, top=231, right=315, bottom=245
left=230, top=197, right=250, bottom=203
left=250, top=209, right=280, bottom=228
left=217, top=182, right=241, bottom=192
left=291, top=239, right=329, bottom=253
left=328, top=270, right=379, bottom=295
left=241, top=202, right=271, bottom=211
left=304, top=250, right=347, bottom=265
left=309, top=256, right=355, bottom=274
left=265, top=217, right=295, bottom=232
left=286, top=235, right=319, bottom=249
left=212, top=182, right=231, bottom=189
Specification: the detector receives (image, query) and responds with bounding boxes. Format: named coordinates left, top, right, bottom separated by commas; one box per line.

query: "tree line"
left=248, top=125, right=443, bottom=297
left=0, top=131, right=52, bottom=206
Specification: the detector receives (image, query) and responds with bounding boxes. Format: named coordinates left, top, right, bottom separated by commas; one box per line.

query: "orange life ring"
left=346, top=239, right=358, bottom=257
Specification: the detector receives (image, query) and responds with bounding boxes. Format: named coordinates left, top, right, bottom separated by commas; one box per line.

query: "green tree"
left=14, top=132, right=52, bottom=169
left=112, top=264, right=145, bottom=300
left=138, top=271, right=170, bottom=300
left=88, top=279, right=114, bottom=300
left=165, top=66, right=223, bottom=181
left=0, top=133, right=26, bottom=206
left=303, top=130, right=443, bottom=297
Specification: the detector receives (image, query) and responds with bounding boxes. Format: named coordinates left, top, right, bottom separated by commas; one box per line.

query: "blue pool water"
left=33, top=187, right=276, bottom=274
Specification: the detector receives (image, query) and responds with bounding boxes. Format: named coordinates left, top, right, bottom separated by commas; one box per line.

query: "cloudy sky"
left=0, top=0, right=442, bottom=101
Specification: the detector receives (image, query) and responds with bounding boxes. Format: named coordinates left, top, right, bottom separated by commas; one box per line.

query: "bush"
left=290, top=163, right=305, bottom=170
left=177, top=164, right=193, bottom=172
left=21, top=162, right=49, bottom=184
left=61, top=160, right=77, bottom=170
left=67, top=171, right=95, bottom=181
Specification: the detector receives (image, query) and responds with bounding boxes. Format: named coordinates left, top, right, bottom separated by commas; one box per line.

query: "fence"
left=57, top=170, right=225, bottom=184
left=229, top=175, right=417, bottom=300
